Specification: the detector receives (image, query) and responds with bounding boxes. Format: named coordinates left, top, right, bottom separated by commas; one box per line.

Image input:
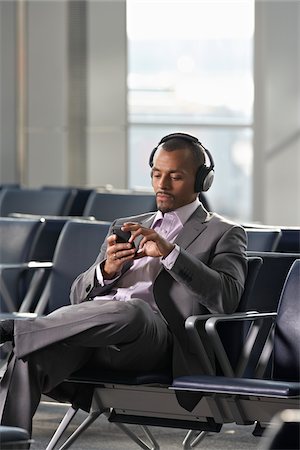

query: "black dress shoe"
left=0, top=319, right=14, bottom=344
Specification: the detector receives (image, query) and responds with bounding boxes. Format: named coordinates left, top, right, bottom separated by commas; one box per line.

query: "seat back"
left=39, top=220, right=110, bottom=314
left=0, top=218, right=44, bottom=311
left=0, top=188, right=74, bottom=217
left=216, top=256, right=263, bottom=372
left=276, top=228, right=300, bottom=253
left=83, top=191, right=156, bottom=221
left=246, top=251, right=299, bottom=313
left=245, top=228, right=282, bottom=251
left=273, top=259, right=300, bottom=382
left=42, top=186, right=94, bottom=216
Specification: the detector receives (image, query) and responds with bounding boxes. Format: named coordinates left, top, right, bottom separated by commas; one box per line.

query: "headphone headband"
left=149, top=132, right=215, bottom=192
left=157, top=132, right=201, bottom=147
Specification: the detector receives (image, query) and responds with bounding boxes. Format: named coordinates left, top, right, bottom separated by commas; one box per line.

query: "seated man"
left=0, top=133, right=247, bottom=437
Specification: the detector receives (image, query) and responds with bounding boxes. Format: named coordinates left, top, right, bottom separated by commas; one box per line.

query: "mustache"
left=156, top=191, right=174, bottom=198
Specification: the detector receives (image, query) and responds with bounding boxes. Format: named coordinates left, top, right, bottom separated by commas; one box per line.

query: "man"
left=0, top=133, right=247, bottom=436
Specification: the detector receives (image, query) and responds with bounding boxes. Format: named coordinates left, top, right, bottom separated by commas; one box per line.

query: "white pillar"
left=253, top=0, right=300, bottom=225
left=0, top=1, right=18, bottom=183
left=86, top=0, right=127, bottom=188
left=26, top=0, right=68, bottom=187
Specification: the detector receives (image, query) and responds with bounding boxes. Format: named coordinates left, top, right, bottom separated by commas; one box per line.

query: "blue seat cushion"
left=68, top=368, right=172, bottom=386
left=172, top=375, right=300, bottom=398
left=0, top=426, right=30, bottom=443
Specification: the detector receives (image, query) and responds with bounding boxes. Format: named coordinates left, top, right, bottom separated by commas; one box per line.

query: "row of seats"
left=1, top=185, right=299, bottom=253
left=244, top=224, right=300, bottom=254
left=0, top=185, right=211, bottom=220
left=0, top=217, right=299, bottom=448
left=0, top=186, right=157, bottom=221
left=0, top=215, right=299, bottom=315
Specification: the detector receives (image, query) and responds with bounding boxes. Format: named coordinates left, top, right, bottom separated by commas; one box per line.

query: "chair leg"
left=58, top=410, right=102, bottom=450
left=182, top=429, right=208, bottom=449
left=113, top=422, right=160, bottom=450
left=45, top=406, right=78, bottom=450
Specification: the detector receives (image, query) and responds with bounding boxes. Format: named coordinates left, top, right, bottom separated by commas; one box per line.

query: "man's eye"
left=171, top=176, right=182, bottom=181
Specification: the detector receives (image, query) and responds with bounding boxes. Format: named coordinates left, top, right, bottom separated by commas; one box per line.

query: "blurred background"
left=0, top=0, right=299, bottom=225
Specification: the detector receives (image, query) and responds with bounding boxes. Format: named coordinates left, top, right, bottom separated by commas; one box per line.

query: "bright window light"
left=127, top=0, right=254, bottom=221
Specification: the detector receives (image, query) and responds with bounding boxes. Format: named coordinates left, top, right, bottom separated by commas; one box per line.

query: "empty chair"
left=0, top=187, right=75, bottom=217
left=0, top=183, right=20, bottom=190
left=83, top=191, right=156, bottom=222
left=24, top=219, right=111, bottom=315
left=0, top=217, right=44, bottom=312
left=42, top=186, right=94, bottom=216
left=0, top=425, right=32, bottom=449
left=246, top=251, right=299, bottom=313
left=245, top=228, right=282, bottom=251
left=276, top=227, right=300, bottom=253
left=10, top=214, right=77, bottom=262
left=172, top=259, right=300, bottom=439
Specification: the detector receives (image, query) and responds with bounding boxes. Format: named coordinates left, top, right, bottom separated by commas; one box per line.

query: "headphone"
left=149, top=132, right=215, bottom=192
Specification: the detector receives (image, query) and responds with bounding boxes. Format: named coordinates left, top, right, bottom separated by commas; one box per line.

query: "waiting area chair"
left=246, top=251, right=299, bottom=312
left=172, top=259, right=300, bottom=444
left=276, top=228, right=300, bottom=253
left=0, top=219, right=111, bottom=317
left=0, top=425, right=32, bottom=449
left=0, top=188, right=75, bottom=217
left=42, top=186, right=94, bottom=216
left=83, top=191, right=156, bottom=222
left=245, top=228, right=282, bottom=252
left=0, top=217, right=45, bottom=313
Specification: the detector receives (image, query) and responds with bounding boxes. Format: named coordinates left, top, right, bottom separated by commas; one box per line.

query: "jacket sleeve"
left=164, top=224, right=248, bottom=314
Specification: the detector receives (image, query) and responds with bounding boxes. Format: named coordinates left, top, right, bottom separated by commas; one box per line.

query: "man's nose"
left=158, top=175, right=170, bottom=189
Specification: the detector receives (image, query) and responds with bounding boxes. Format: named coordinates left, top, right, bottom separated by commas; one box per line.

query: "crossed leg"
left=0, top=299, right=171, bottom=435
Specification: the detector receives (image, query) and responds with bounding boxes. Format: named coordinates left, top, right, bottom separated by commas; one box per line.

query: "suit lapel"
left=175, top=204, right=209, bottom=249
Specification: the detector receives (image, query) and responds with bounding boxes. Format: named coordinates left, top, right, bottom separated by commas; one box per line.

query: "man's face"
left=151, top=146, right=198, bottom=213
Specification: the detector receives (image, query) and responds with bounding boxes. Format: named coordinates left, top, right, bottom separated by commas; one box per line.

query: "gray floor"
left=30, top=400, right=265, bottom=450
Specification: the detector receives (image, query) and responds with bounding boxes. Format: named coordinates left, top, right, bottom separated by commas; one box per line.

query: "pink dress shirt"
left=95, top=198, right=201, bottom=312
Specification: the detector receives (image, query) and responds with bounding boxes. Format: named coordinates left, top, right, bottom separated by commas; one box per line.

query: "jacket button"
left=85, top=284, right=91, bottom=293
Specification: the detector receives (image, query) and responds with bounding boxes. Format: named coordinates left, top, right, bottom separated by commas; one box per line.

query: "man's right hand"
left=103, top=233, right=136, bottom=279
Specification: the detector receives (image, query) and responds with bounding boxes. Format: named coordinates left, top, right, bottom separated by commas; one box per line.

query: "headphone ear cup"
left=202, top=169, right=214, bottom=192
left=149, top=148, right=156, bottom=167
left=195, top=166, right=214, bottom=192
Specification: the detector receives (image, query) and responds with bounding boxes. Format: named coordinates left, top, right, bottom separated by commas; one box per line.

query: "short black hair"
left=160, top=137, right=205, bottom=168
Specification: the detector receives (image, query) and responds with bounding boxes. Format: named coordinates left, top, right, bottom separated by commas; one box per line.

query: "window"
left=127, top=0, right=254, bottom=221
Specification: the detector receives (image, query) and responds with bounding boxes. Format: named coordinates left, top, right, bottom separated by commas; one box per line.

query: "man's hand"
left=122, top=222, right=175, bottom=259
left=103, top=233, right=136, bottom=279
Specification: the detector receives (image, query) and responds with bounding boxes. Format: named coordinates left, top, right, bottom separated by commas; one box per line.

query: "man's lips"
left=156, top=192, right=173, bottom=201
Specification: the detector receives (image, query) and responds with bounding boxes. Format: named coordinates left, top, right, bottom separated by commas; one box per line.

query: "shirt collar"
left=153, top=197, right=200, bottom=227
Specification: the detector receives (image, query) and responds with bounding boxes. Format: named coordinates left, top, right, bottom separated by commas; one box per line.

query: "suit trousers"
left=0, top=298, right=172, bottom=434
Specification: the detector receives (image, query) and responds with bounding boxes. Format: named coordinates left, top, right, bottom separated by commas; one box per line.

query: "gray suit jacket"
left=70, top=204, right=247, bottom=408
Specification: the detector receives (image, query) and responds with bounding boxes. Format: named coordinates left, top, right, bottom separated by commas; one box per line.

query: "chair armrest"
left=186, top=312, right=277, bottom=378
left=0, top=262, right=53, bottom=271
left=0, top=262, right=53, bottom=312
left=0, top=311, right=38, bottom=320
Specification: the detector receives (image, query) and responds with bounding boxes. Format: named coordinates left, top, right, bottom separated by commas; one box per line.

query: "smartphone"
left=112, top=225, right=135, bottom=249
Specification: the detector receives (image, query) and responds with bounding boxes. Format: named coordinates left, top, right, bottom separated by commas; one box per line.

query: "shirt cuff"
left=96, top=262, right=119, bottom=286
left=162, top=244, right=180, bottom=270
